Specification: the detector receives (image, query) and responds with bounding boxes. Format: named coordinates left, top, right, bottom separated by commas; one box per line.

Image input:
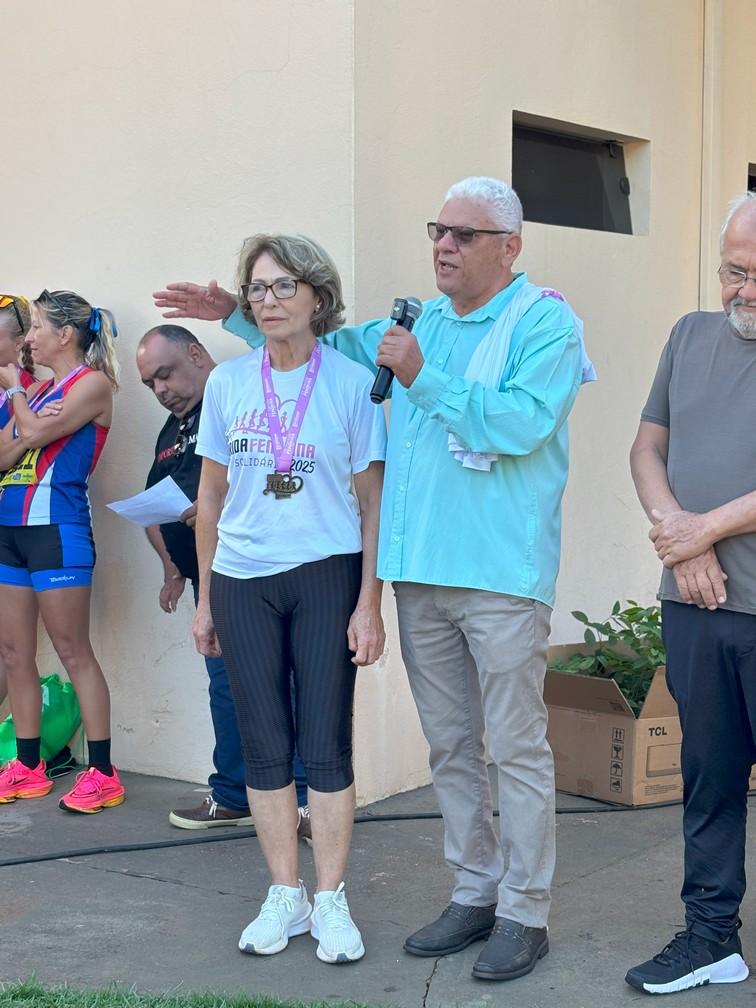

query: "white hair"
left=720, top=191, right=756, bottom=252
left=445, top=176, right=523, bottom=234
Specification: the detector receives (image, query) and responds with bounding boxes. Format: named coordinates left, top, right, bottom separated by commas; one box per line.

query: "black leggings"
left=210, top=552, right=362, bottom=793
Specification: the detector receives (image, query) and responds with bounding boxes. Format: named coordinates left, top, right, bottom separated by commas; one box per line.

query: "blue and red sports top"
left=0, top=366, right=109, bottom=526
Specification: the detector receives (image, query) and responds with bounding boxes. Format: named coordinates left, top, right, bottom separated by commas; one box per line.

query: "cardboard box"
left=545, top=649, right=756, bottom=805
left=545, top=660, right=680, bottom=806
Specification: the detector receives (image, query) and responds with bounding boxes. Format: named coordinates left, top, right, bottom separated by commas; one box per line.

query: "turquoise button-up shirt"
left=225, top=272, right=583, bottom=607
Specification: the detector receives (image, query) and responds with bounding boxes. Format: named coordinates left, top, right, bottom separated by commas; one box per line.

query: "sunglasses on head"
left=38, top=289, right=71, bottom=321
left=0, top=294, right=29, bottom=334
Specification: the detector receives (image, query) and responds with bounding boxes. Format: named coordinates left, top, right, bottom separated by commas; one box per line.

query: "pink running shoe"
left=59, top=766, right=125, bottom=814
left=0, top=758, right=53, bottom=802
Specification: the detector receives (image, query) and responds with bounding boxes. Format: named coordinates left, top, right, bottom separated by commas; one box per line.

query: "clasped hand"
left=649, top=509, right=726, bottom=609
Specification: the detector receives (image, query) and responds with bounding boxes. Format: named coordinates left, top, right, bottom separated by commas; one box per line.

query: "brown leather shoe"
left=404, top=902, right=496, bottom=957
left=168, top=795, right=253, bottom=829
left=297, top=804, right=313, bottom=845
left=472, top=917, right=549, bottom=980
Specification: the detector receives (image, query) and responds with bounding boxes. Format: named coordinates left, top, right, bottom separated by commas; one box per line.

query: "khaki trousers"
left=394, top=582, right=555, bottom=927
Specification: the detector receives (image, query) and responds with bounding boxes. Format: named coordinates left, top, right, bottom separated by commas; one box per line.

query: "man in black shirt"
left=138, top=324, right=310, bottom=833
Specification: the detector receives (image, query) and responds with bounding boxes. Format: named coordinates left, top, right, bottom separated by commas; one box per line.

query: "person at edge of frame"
left=626, top=192, right=756, bottom=996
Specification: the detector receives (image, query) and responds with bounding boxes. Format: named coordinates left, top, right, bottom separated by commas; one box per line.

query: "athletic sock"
left=87, top=738, right=113, bottom=776
left=16, top=737, right=42, bottom=769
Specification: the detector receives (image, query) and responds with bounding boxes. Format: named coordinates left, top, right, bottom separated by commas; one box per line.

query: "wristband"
left=6, top=386, right=27, bottom=398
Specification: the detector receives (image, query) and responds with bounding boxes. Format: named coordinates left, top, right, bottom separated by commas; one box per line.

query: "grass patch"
left=0, top=979, right=379, bottom=1008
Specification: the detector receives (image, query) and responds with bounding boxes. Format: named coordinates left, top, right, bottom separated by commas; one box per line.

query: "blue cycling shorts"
left=0, top=523, right=95, bottom=591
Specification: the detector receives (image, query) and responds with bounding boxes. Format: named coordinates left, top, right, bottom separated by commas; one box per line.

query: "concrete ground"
left=1, top=769, right=755, bottom=1008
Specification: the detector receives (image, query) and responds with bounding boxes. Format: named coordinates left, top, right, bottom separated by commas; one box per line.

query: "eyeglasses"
left=718, top=266, right=756, bottom=289
left=241, top=279, right=300, bottom=302
left=426, top=222, right=513, bottom=246
left=173, top=412, right=197, bottom=456
left=0, top=294, right=28, bottom=334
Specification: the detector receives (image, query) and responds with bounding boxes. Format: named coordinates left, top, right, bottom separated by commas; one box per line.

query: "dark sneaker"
left=625, top=926, right=749, bottom=994
left=297, top=804, right=313, bottom=845
left=169, top=795, right=253, bottom=829
left=404, top=901, right=496, bottom=957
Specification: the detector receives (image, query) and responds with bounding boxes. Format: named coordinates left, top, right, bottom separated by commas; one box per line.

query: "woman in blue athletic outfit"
left=0, top=289, right=123, bottom=814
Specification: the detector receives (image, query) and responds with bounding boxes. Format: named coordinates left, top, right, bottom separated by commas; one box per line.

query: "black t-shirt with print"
left=145, top=399, right=203, bottom=583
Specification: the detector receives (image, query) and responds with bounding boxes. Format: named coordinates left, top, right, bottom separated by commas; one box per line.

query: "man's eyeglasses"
left=173, top=413, right=197, bottom=456
left=0, top=294, right=29, bottom=334
left=718, top=266, right=756, bottom=290
left=426, top=222, right=513, bottom=246
left=241, top=279, right=300, bottom=302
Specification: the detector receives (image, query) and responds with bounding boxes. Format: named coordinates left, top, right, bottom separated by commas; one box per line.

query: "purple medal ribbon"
left=27, top=362, right=87, bottom=412
left=261, top=343, right=321, bottom=496
left=9, top=363, right=88, bottom=439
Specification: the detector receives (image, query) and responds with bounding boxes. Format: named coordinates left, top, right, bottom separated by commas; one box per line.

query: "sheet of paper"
left=107, top=476, right=193, bottom=528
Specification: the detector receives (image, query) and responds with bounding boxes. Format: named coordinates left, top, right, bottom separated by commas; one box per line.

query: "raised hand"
left=153, top=280, right=238, bottom=322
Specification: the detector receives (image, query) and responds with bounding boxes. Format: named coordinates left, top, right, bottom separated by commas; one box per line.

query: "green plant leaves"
left=549, top=601, right=664, bottom=717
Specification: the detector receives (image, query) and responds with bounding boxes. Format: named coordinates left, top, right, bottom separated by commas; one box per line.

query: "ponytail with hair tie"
left=88, top=306, right=118, bottom=350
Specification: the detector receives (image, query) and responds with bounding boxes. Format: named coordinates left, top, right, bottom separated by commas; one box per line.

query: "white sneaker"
left=239, top=881, right=312, bottom=955
left=311, top=882, right=365, bottom=963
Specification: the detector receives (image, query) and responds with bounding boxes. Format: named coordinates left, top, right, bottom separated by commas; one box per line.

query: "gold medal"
left=263, top=471, right=304, bottom=500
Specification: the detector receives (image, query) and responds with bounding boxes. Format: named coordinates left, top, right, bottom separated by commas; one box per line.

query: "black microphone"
left=370, top=296, right=423, bottom=404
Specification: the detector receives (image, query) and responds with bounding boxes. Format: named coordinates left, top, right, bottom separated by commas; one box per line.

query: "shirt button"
left=393, top=535, right=400, bottom=542
left=437, top=358, right=444, bottom=364
left=405, top=441, right=412, bottom=448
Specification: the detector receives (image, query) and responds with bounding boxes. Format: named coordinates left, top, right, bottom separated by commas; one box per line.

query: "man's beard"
left=726, top=296, right=756, bottom=340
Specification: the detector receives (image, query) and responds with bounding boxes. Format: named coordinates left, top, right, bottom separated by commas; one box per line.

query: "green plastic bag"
left=0, top=673, right=82, bottom=763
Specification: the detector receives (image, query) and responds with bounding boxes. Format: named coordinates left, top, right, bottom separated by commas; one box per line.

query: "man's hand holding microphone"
left=371, top=297, right=424, bottom=403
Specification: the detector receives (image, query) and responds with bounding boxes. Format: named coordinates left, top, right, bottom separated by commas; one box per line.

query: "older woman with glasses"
left=0, top=289, right=123, bottom=815
left=193, top=234, right=386, bottom=964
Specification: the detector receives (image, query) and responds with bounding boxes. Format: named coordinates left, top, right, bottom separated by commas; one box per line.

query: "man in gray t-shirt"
left=625, top=193, right=756, bottom=996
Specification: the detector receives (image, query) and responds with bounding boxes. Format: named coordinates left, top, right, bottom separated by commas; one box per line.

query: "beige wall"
left=354, top=0, right=709, bottom=645
left=2, top=0, right=369, bottom=792
left=3, top=0, right=754, bottom=804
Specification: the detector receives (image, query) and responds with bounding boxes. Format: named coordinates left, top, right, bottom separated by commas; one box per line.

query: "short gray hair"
left=235, top=233, right=345, bottom=337
left=720, top=191, right=756, bottom=252
left=445, top=176, right=523, bottom=234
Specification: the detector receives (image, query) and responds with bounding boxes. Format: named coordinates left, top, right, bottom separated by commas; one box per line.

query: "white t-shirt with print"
left=197, top=344, right=387, bottom=578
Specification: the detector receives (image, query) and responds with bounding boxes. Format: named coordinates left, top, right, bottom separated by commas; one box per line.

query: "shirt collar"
left=436, top=272, right=529, bottom=322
